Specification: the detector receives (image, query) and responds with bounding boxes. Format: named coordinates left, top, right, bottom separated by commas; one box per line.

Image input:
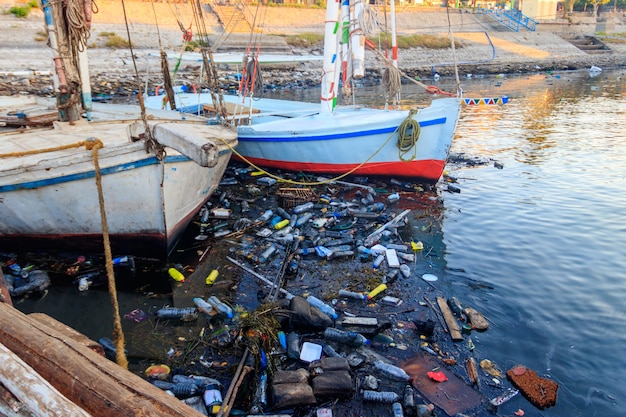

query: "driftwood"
left=0, top=342, right=91, bottom=416
left=436, top=296, right=464, bottom=341
left=0, top=302, right=204, bottom=417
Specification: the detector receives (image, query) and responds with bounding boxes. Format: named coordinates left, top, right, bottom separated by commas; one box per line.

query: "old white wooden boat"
left=0, top=98, right=236, bottom=257
left=0, top=0, right=237, bottom=258
left=145, top=0, right=462, bottom=183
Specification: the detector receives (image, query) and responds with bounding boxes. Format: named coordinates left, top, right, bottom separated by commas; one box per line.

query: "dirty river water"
left=9, top=68, right=626, bottom=417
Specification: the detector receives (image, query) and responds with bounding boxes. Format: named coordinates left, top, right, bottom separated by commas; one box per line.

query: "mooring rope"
left=88, top=137, right=129, bottom=370
left=397, top=109, right=420, bottom=161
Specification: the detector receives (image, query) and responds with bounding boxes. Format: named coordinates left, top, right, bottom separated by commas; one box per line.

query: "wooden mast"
left=320, top=0, right=340, bottom=114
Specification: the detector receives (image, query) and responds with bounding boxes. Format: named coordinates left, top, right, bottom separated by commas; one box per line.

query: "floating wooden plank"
left=0, top=342, right=92, bottom=417
left=0, top=302, right=204, bottom=417
left=28, top=313, right=104, bottom=356
left=436, top=296, right=464, bottom=342
left=403, top=353, right=484, bottom=416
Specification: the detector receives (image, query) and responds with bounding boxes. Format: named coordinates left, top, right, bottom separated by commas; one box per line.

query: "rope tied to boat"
left=87, top=136, right=129, bottom=370
left=0, top=140, right=101, bottom=158
left=397, top=109, right=420, bottom=161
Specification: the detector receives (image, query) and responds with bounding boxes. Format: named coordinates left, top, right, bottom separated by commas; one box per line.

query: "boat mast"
left=41, top=0, right=84, bottom=122
left=320, top=0, right=340, bottom=114
left=390, top=0, right=398, bottom=69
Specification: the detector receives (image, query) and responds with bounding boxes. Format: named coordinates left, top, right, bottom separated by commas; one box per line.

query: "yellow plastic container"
left=274, top=219, right=290, bottom=230
left=366, top=283, right=387, bottom=300
left=205, top=269, right=219, bottom=285
left=168, top=268, right=185, bottom=282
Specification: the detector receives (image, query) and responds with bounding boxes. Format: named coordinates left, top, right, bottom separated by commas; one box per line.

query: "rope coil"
left=397, top=109, right=420, bottom=162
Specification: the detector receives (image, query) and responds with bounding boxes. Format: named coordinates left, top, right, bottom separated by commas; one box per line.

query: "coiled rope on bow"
left=397, top=109, right=420, bottom=161
left=382, top=64, right=401, bottom=105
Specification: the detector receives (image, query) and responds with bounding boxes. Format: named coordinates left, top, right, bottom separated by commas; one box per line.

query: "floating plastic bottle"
left=298, top=247, right=316, bottom=256
left=399, top=264, right=411, bottom=278
left=306, top=295, right=338, bottom=319
left=274, top=218, right=290, bottom=230
left=287, top=332, right=301, bottom=359
left=416, top=404, right=435, bottom=417
left=338, top=289, right=366, bottom=300
left=256, top=210, right=273, bottom=223
left=259, top=244, right=277, bottom=263
left=362, top=390, right=400, bottom=403
left=156, top=307, right=198, bottom=321
left=293, top=202, right=315, bottom=214
left=387, top=193, right=400, bottom=204
left=193, top=298, right=214, bottom=316
left=328, top=250, right=354, bottom=260
left=207, top=296, right=233, bottom=319
left=295, top=212, right=313, bottom=226
left=367, top=283, right=387, bottom=300
left=203, top=384, right=223, bottom=408
left=374, top=361, right=411, bottom=381
left=276, top=207, right=291, bottom=219
left=373, top=254, right=385, bottom=269
left=168, top=267, right=185, bottom=282
left=250, top=371, right=268, bottom=414
left=205, top=269, right=219, bottom=285
left=403, top=385, right=415, bottom=410
left=366, top=202, right=385, bottom=212
left=392, top=402, right=404, bottom=417
left=324, top=327, right=369, bottom=347
left=322, top=344, right=341, bottom=358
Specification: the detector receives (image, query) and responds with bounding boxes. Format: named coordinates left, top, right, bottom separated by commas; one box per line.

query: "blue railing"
left=477, top=8, right=537, bottom=32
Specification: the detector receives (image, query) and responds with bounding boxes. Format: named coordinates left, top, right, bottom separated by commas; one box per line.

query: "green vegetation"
left=369, top=33, right=461, bottom=50
left=283, top=33, right=324, bottom=48
left=184, top=37, right=211, bottom=52
left=99, top=32, right=133, bottom=49
left=7, top=0, right=38, bottom=18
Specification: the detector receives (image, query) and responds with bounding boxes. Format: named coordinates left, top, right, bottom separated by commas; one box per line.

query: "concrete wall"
left=522, top=0, right=558, bottom=20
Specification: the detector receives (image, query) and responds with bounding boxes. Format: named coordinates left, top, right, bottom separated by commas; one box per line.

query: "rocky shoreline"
left=1, top=2, right=625, bottom=98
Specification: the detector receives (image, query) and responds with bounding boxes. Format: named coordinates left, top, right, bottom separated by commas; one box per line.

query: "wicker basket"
left=276, top=188, right=315, bottom=210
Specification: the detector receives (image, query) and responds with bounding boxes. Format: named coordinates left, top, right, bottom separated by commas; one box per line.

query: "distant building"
left=520, top=0, right=558, bottom=20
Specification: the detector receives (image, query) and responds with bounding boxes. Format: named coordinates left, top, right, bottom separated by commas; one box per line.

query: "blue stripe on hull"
left=0, top=154, right=190, bottom=192
left=238, top=117, right=447, bottom=142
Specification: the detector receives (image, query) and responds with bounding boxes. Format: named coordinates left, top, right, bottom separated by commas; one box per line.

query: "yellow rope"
left=88, top=138, right=128, bottom=370
left=397, top=109, right=420, bottom=161
left=214, top=111, right=416, bottom=186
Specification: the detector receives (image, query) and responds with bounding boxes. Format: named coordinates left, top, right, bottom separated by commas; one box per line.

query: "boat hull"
left=145, top=94, right=461, bottom=183
left=0, top=102, right=237, bottom=258
left=235, top=97, right=461, bottom=182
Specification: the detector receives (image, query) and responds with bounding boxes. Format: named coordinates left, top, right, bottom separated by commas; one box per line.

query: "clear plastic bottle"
left=287, top=332, right=300, bottom=359
left=295, top=212, right=313, bottom=226
left=362, top=390, right=400, bottom=403
left=156, top=307, right=198, bottom=320
left=256, top=210, right=273, bottom=223
left=306, top=295, right=338, bottom=319
left=403, top=385, right=415, bottom=410
left=373, top=254, right=385, bottom=268
left=193, top=297, right=214, bottom=316
left=293, top=201, right=315, bottom=214
left=322, top=344, right=341, bottom=357
left=324, top=328, right=369, bottom=347
left=207, top=296, right=233, bottom=319
left=259, top=244, right=277, bottom=263
left=338, top=289, right=365, bottom=300
left=374, top=361, right=411, bottom=381
left=392, top=402, right=404, bottom=417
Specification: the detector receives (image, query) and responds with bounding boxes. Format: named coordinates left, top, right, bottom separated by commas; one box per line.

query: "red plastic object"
left=427, top=371, right=448, bottom=382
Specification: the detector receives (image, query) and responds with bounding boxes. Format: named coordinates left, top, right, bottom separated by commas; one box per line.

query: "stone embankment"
left=1, top=1, right=625, bottom=97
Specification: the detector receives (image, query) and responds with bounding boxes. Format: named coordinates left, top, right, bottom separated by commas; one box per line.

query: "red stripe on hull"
left=233, top=155, right=445, bottom=183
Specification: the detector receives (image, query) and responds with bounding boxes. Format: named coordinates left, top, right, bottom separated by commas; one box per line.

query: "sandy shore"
left=1, top=1, right=625, bottom=95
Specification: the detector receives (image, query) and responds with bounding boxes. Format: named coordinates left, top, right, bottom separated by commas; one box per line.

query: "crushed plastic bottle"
left=338, top=289, right=366, bottom=300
